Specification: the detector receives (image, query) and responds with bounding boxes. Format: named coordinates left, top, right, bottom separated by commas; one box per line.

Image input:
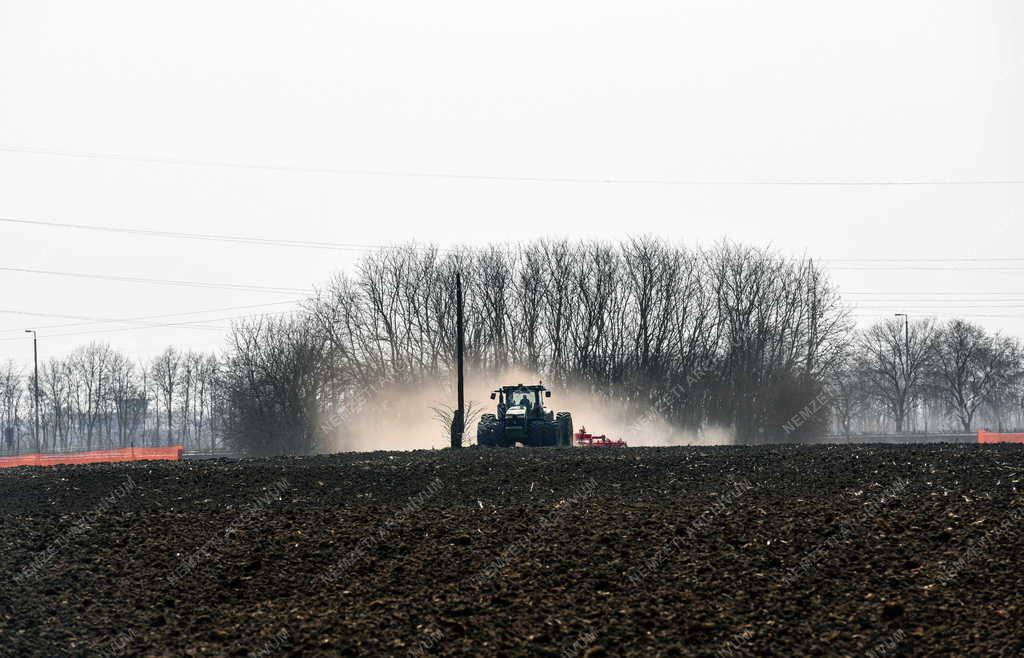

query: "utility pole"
left=894, top=313, right=910, bottom=433
left=450, top=271, right=465, bottom=449
left=24, top=329, right=40, bottom=452
left=806, top=259, right=817, bottom=377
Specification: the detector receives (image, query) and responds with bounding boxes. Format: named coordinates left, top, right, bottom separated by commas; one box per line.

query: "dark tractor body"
left=476, top=383, right=573, bottom=448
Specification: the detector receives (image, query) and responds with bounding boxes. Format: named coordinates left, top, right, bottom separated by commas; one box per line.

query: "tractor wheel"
left=476, top=424, right=492, bottom=447
left=548, top=423, right=560, bottom=447
left=556, top=412, right=573, bottom=447
left=478, top=419, right=509, bottom=448
left=528, top=421, right=558, bottom=447
left=476, top=417, right=496, bottom=447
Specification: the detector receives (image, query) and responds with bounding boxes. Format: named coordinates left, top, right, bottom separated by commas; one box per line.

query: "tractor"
left=476, top=383, right=573, bottom=447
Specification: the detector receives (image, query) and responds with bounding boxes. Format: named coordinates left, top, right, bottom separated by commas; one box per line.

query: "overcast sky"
left=1, top=0, right=1021, bottom=362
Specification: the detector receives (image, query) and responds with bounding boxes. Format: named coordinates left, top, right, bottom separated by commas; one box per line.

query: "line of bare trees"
left=0, top=345, right=222, bottom=455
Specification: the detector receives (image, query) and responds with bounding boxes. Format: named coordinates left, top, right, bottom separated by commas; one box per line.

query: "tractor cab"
left=492, top=384, right=551, bottom=421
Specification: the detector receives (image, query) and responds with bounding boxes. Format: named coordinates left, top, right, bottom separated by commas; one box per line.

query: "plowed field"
left=2, top=444, right=1022, bottom=656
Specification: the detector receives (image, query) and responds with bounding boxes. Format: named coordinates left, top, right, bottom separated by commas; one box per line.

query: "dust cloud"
left=552, top=383, right=735, bottom=448
left=325, top=366, right=734, bottom=453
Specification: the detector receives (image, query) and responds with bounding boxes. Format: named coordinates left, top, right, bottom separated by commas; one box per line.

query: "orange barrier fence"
left=978, top=431, right=1024, bottom=445
left=0, top=445, right=183, bottom=469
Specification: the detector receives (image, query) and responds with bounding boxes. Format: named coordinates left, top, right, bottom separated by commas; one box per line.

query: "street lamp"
left=25, top=330, right=40, bottom=452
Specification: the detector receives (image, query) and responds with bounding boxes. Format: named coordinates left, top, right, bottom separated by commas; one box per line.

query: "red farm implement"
left=573, top=427, right=628, bottom=448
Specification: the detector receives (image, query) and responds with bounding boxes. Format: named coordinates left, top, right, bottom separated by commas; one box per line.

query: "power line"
left=0, top=216, right=419, bottom=253
left=843, top=296, right=1024, bottom=302
left=827, top=258, right=1024, bottom=263
left=0, top=310, right=222, bottom=333
left=852, top=309, right=1024, bottom=313
left=8, top=217, right=1024, bottom=273
left=844, top=291, right=1024, bottom=296
left=0, top=266, right=309, bottom=294
left=0, top=299, right=301, bottom=334
left=0, top=309, right=300, bottom=342
left=851, top=317, right=1024, bottom=321
left=852, top=306, right=1024, bottom=310
left=5, top=217, right=1023, bottom=268
left=0, top=319, right=222, bottom=342
left=847, top=298, right=1024, bottom=303
left=3, top=256, right=1023, bottom=307
left=3, top=144, right=1023, bottom=186
left=831, top=266, right=1024, bottom=272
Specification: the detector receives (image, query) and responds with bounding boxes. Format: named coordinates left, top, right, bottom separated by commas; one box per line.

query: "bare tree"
left=110, top=353, right=146, bottom=447
left=828, top=360, right=872, bottom=439
left=0, top=359, right=25, bottom=453
left=151, top=347, right=181, bottom=443
left=69, top=343, right=113, bottom=450
left=981, top=338, right=1024, bottom=432
left=40, top=359, right=73, bottom=451
left=431, top=400, right=484, bottom=444
left=857, top=318, right=936, bottom=433
left=223, top=315, right=326, bottom=456
left=927, top=320, right=1014, bottom=431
